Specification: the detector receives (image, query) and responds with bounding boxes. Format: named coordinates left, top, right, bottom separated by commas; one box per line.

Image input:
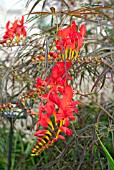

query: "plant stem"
left=7, top=119, right=14, bottom=170
left=79, top=93, right=114, bottom=121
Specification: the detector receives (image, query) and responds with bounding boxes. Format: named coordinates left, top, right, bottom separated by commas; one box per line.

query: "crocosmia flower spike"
left=30, top=62, right=82, bottom=156
left=0, top=16, right=26, bottom=45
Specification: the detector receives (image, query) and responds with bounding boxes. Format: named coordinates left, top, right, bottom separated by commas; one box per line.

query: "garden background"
left=0, top=0, right=114, bottom=170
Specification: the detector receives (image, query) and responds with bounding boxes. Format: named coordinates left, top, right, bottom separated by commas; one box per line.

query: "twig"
left=78, top=93, right=114, bottom=121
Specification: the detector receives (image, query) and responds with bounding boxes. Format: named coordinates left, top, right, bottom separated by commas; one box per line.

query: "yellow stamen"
left=41, top=139, right=46, bottom=144
left=38, top=142, right=43, bottom=146
left=56, top=119, right=63, bottom=137
left=36, top=145, right=39, bottom=149
left=48, top=55, right=51, bottom=60
left=31, top=58, right=35, bottom=62
left=45, top=130, right=52, bottom=136
left=58, top=54, right=61, bottom=60
left=69, top=48, right=72, bottom=60
left=60, top=120, right=63, bottom=127
left=39, top=56, right=45, bottom=61
left=71, top=50, right=74, bottom=60
left=31, top=154, right=35, bottom=156
left=63, top=119, right=65, bottom=125
left=6, top=40, right=9, bottom=45
left=47, top=85, right=51, bottom=89
left=48, top=121, right=54, bottom=131
left=62, top=54, right=64, bottom=60
left=16, top=35, right=20, bottom=42
left=44, top=135, right=50, bottom=141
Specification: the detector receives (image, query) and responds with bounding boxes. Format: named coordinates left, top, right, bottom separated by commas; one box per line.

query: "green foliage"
left=97, top=135, right=114, bottom=170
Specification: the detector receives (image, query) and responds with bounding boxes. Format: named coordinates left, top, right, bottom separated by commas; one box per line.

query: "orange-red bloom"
left=60, top=126, right=72, bottom=136
left=30, top=31, right=83, bottom=155
left=56, top=20, right=86, bottom=52
left=0, top=16, right=26, bottom=44
left=34, top=62, right=72, bottom=96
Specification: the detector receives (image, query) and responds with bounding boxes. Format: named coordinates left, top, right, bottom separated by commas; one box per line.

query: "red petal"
left=60, top=126, right=72, bottom=136
left=71, top=20, right=76, bottom=31
left=61, top=85, right=73, bottom=108
left=64, top=118, right=70, bottom=127
left=6, top=21, right=10, bottom=29
left=52, top=65, right=59, bottom=79
left=20, top=16, right=24, bottom=25
left=58, top=135, right=65, bottom=140
left=58, top=26, right=70, bottom=39
left=77, top=34, right=83, bottom=51
left=73, top=107, right=78, bottom=114
left=71, top=101, right=82, bottom=106
left=80, top=24, right=86, bottom=36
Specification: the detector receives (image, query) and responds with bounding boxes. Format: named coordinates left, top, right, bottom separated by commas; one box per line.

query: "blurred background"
left=0, top=0, right=114, bottom=170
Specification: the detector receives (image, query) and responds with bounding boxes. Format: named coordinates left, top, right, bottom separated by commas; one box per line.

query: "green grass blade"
left=97, top=135, right=114, bottom=170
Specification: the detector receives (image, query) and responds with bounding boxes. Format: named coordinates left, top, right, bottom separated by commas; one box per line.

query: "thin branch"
left=77, top=93, right=114, bottom=121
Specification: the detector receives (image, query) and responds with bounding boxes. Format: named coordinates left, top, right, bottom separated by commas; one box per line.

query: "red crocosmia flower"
left=56, top=20, right=86, bottom=52
left=70, top=101, right=82, bottom=107
left=34, top=129, right=52, bottom=139
left=52, top=61, right=71, bottom=79
left=61, top=85, right=73, bottom=109
left=56, top=21, right=77, bottom=51
left=36, top=77, right=46, bottom=86
left=49, top=90, right=61, bottom=107
left=49, top=52, right=59, bottom=59
left=58, top=135, right=65, bottom=140
left=1, top=16, right=26, bottom=44
left=57, top=61, right=72, bottom=72
left=71, top=20, right=77, bottom=31
left=13, top=16, right=26, bottom=37
left=45, top=62, right=72, bottom=94
left=56, top=62, right=72, bottom=81
left=36, top=138, right=42, bottom=143
left=56, top=38, right=75, bottom=51
left=52, top=65, right=59, bottom=79
left=6, top=21, right=10, bottom=29
left=55, top=39, right=63, bottom=51
left=30, top=44, right=83, bottom=156
left=3, top=24, right=14, bottom=40
left=37, top=55, right=44, bottom=61
left=35, top=77, right=47, bottom=89
left=38, top=111, right=51, bottom=128
left=37, top=102, right=55, bottom=130
left=21, top=27, right=27, bottom=37
left=20, top=15, right=24, bottom=25
left=34, top=129, right=49, bottom=137
left=56, top=85, right=81, bottom=122
left=57, top=107, right=75, bottom=122
left=64, top=118, right=70, bottom=127
left=12, top=19, right=18, bottom=30
left=58, top=26, right=70, bottom=39
left=80, top=24, right=86, bottom=37
left=64, top=38, right=76, bottom=50
left=44, top=101, right=56, bottom=116
left=60, top=126, right=72, bottom=136
left=77, top=34, right=83, bottom=51
left=76, top=24, right=86, bottom=51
